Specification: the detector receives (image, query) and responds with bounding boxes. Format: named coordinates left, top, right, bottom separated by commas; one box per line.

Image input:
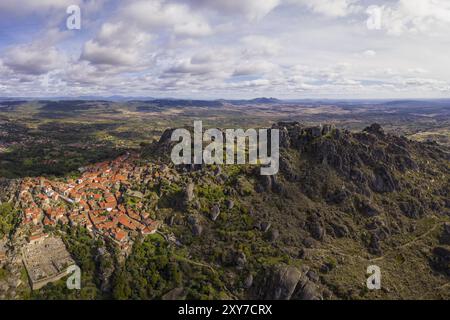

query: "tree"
left=0, top=203, right=19, bottom=238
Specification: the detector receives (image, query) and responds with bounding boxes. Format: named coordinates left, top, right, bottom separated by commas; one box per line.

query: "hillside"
left=0, top=122, right=449, bottom=300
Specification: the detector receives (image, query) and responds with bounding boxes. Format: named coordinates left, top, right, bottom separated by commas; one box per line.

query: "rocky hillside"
left=1, top=122, right=449, bottom=300
left=146, top=122, right=450, bottom=299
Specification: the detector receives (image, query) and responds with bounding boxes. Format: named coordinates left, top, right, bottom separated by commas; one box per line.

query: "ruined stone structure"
left=22, top=236, right=75, bottom=290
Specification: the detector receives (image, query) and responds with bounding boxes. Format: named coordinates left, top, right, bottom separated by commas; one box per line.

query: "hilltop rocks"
left=364, top=123, right=384, bottom=137
left=279, top=155, right=299, bottom=182
left=159, top=128, right=176, bottom=144
left=322, top=124, right=334, bottom=135
left=305, top=126, right=322, bottom=138
left=277, top=125, right=291, bottom=148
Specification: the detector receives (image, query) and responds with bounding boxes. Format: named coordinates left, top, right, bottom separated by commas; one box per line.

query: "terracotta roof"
left=118, top=215, right=136, bottom=230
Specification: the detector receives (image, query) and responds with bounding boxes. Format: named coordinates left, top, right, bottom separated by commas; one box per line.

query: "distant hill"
left=223, top=97, right=283, bottom=105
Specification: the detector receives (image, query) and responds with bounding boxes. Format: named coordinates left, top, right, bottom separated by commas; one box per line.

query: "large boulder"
left=192, top=223, right=203, bottom=237
left=309, top=221, right=325, bottom=241
left=225, top=199, right=234, bottom=210
left=432, top=246, right=450, bottom=276
left=234, top=252, right=247, bottom=270
left=210, top=204, right=220, bottom=221
left=255, top=265, right=322, bottom=300
left=371, top=166, right=397, bottom=193
left=295, top=280, right=322, bottom=300
left=184, top=182, right=195, bottom=203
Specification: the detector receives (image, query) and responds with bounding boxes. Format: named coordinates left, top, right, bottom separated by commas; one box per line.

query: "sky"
left=1, top=0, right=450, bottom=99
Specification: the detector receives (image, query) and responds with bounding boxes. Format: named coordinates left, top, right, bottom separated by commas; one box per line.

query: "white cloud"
left=3, top=44, right=65, bottom=75
left=122, top=0, right=213, bottom=37
left=165, top=59, right=218, bottom=75
left=377, top=0, right=450, bottom=35
left=240, top=36, right=281, bottom=56
left=2, top=0, right=450, bottom=98
left=233, top=61, right=276, bottom=76
left=363, top=50, right=377, bottom=57
left=82, top=40, right=139, bottom=67
left=0, top=0, right=79, bottom=15
left=81, top=22, right=152, bottom=69
left=185, top=0, right=281, bottom=21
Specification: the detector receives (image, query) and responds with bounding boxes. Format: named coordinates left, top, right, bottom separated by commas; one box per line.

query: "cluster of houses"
left=18, top=153, right=163, bottom=251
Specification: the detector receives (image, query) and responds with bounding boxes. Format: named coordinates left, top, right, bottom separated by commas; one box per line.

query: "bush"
left=0, top=203, right=20, bottom=238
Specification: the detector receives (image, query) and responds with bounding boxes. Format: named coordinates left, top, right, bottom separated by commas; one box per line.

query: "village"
left=17, top=152, right=163, bottom=252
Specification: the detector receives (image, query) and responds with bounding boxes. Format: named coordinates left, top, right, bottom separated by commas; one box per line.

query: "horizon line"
left=2, top=96, right=450, bottom=102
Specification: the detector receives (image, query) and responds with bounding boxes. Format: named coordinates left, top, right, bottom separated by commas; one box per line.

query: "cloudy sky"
left=1, top=0, right=450, bottom=99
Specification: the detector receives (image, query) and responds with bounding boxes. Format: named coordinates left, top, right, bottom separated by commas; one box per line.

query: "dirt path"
left=313, top=219, right=443, bottom=264
left=418, top=282, right=450, bottom=299
left=369, top=220, right=442, bottom=263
